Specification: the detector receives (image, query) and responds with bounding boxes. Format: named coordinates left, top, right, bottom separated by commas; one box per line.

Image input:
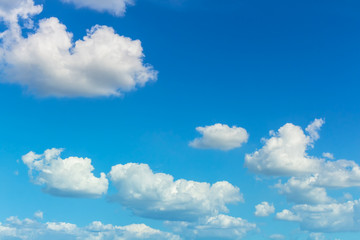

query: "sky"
left=0, top=0, right=360, bottom=239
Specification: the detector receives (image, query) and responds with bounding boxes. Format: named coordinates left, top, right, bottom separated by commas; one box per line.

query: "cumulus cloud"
left=60, top=0, right=134, bottom=16
left=245, top=119, right=324, bottom=176
left=0, top=0, right=157, bottom=97
left=315, top=160, right=360, bottom=188
left=0, top=0, right=42, bottom=24
left=189, top=123, right=249, bottom=151
left=275, top=209, right=301, bottom=222
left=167, top=214, right=256, bottom=240
left=22, top=148, right=108, bottom=198
left=109, top=163, right=243, bottom=221
left=276, top=199, right=360, bottom=232
left=254, top=202, right=275, bottom=217
left=247, top=119, right=360, bottom=234
left=275, top=177, right=333, bottom=204
left=0, top=214, right=180, bottom=240
left=246, top=119, right=360, bottom=198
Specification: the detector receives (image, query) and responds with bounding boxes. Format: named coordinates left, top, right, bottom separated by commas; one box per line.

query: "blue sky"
left=0, top=0, right=360, bottom=239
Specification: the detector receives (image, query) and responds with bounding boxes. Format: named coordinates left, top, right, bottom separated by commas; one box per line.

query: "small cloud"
left=254, top=202, right=275, bottom=217
left=34, top=211, right=43, bottom=219
left=275, top=209, right=301, bottom=222
left=305, top=118, right=325, bottom=143
left=308, top=232, right=325, bottom=240
left=269, top=234, right=285, bottom=240
left=189, top=123, right=249, bottom=151
left=168, top=214, right=256, bottom=239
left=60, top=0, right=134, bottom=16
left=322, top=152, right=334, bottom=159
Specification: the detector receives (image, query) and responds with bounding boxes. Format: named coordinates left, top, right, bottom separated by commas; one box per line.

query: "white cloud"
left=246, top=119, right=360, bottom=191
left=46, top=222, right=77, bottom=233
left=315, top=160, right=360, bottom=188
left=0, top=0, right=42, bottom=24
left=276, top=199, right=360, bottom=232
left=189, top=123, right=249, bottom=151
left=245, top=120, right=323, bottom=176
left=34, top=211, right=43, bottom=220
left=0, top=215, right=180, bottom=240
left=0, top=1, right=157, bottom=97
left=269, top=234, right=285, bottom=239
left=248, top=119, right=360, bottom=233
left=322, top=152, right=334, bottom=159
left=22, top=148, right=108, bottom=198
left=305, top=118, right=325, bottom=143
left=109, top=163, right=243, bottom=221
left=308, top=233, right=325, bottom=240
left=275, top=177, right=333, bottom=204
left=275, top=209, right=301, bottom=222
left=254, top=202, right=275, bottom=217
left=167, top=214, right=256, bottom=240
left=61, top=0, right=134, bottom=16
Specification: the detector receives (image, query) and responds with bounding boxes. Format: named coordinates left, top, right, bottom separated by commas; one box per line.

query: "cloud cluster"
left=109, top=163, right=243, bottom=221
left=0, top=0, right=157, bottom=97
left=246, top=119, right=360, bottom=234
left=60, top=0, right=134, bottom=16
left=189, top=123, right=249, bottom=151
left=168, top=214, right=256, bottom=240
left=21, top=148, right=255, bottom=239
left=275, top=177, right=333, bottom=204
left=254, top=202, right=275, bottom=217
left=246, top=119, right=360, bottom=195
left=22, top=148, right=108, bottom=198
left=0, top=215, right=180, bottom=240
left=276, top=199, right=360, bottom=232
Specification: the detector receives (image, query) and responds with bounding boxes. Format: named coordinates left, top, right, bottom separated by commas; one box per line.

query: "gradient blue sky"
left=1, top=0, right=360, bottom=239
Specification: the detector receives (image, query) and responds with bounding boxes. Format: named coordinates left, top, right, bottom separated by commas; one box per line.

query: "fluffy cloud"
left=246, top=119, right=360, bottom=196
left=247, top=119, right=360, bottom=234
left=109, top=163, right=243, bottom=221
left=275, top=177, right=333, bottom=204
left=0, top=0, right=42, bottom=24
left=0, top=215, right=180, bottom=240
left=22, top=148, right=108, bottom=198
left=189, top=123, right=249, bottom=151
left=245, top=120, right=324, bottom=176
left=276, top=199, right=360, bottom=232
left=254, top=202, right=275, bottom=217
left=60, top=0, right=134, bottom=16
left=275, top=209, right=301, bottom=222
left=167, top=214, right=256, bottom=240
left=0, top=0, right=157, bottom=97
left=315, top=160, right=360, bottom=188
